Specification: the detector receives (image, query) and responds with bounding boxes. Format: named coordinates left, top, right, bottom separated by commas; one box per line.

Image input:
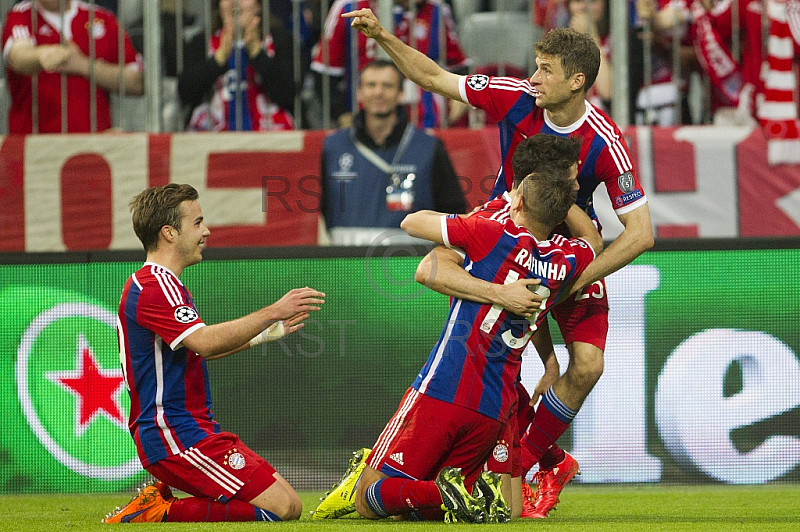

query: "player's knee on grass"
left=354, top=465, right=384, bottom=519
left=249, top=476, right=302, bottom=520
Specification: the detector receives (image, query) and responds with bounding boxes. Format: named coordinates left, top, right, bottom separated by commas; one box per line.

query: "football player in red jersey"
left=343, top=7, right=654, bottom=519
left=105, top=184, right=325, bottom=523
left=313, top=135, right=600, bottom=523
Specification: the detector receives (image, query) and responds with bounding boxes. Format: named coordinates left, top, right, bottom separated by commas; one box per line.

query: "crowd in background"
left=1, top=0, right=798, bottom=134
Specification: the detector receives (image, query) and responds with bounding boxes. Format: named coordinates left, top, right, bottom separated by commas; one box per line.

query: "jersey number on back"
left=479, top=271, right=550, bottom=349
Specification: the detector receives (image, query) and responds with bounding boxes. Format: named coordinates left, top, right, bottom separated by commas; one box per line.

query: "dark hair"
left=535, top=28, right=601, bottom=92
left=130, top=184, right=199, bottom=252
left=511, top=134, right=581, bottom=188
left=359, top=59, right=404, bottom=88
left=519, top=167, right=578, bottom=228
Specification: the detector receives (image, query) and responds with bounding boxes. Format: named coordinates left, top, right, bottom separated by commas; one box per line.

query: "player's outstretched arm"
left=415, top=245, right=545, bottom=318
left=568, top=203, right=654, bottom=295
left=204, top=311, right=311, bottom=360
left=342, top=8, right=463, bottom=102
left=182, top=287, right=325, bottom=359
left=400, top=210, right=449, bottom=243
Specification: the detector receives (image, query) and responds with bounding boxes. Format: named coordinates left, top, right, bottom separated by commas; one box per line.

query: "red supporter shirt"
left=2, top=1, right=142, bottom=133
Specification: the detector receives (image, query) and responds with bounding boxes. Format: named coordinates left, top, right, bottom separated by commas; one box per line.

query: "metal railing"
left=0, top=0, right=741, bottom=134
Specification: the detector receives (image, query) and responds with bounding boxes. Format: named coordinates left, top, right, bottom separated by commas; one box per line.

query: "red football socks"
left=167, top=498, right=269, bottom=522
left=376, top=477, right=442, bottom=514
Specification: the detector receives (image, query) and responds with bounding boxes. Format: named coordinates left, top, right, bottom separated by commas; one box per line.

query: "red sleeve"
left=96, top=11, right=142, bottom=69
left=460, top=75, right=532, bottom=123
left=135, top=279, right=206, bottom=350
left=591, top=123, right=647, bottom=215
left=120, top=25, right=141, bottom=68
left=444, top=215, right=504, bottom=262
left=2, top=11, right=30, bottom=55
left=566, top=237, right=597, bottom=276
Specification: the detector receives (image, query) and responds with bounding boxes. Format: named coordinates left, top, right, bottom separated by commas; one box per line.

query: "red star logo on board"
left=46, top=334, right=126, bottom=437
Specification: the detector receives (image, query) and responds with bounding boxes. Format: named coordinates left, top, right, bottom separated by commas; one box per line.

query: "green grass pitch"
left=1, top=485, right=798, bottom=531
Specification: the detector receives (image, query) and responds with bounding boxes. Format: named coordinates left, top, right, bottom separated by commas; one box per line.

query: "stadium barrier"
left=1, top=125, right=799, bottom=254
left=0, top=242, right=798, bottom=493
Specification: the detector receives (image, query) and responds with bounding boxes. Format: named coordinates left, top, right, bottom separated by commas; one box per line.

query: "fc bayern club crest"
left=227, top=452, right=246, bottom=470
left=467, top=75, right=489, bottom=91
left=493, top=443, right=509, bottom=463
left=174, top=306, right=198, bottom=323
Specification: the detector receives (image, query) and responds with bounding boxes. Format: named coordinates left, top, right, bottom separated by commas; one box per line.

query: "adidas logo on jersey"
left=389, top=452, right=404, bottom=466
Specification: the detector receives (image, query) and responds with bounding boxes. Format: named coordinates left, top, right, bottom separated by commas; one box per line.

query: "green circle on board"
left=0, top=286, right=146, bottom=493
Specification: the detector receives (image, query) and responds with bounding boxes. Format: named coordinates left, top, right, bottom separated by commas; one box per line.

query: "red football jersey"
left=118, top=263, right=217, bottom=468
left=411, top=213, right=595, bottom=422
left=2, top=1, right=142, bottom=133
left=458, top=74, right=647, bottom=223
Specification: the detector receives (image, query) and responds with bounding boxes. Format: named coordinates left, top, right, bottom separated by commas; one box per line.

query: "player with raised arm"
left=102, top=184, right=325, bottom=523
left=341, top=8, right=654, bottom=518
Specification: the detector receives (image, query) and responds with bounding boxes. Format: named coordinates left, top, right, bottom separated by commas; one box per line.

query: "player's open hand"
left=495, top=278, right=546, bottom=317
left=271, top=287, right=326, bottom=320
left=342, top=8, right=384, bottom=39
left=283, top=311, right=310, bottom=334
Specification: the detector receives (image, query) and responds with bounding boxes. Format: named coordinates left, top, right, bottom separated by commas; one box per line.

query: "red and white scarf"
left=757, top=0, right=800, bottom=165
left=690, top=0, right=744, bottom=108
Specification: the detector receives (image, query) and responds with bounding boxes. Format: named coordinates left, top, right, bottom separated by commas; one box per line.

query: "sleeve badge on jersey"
left=174, top=306, right=198, bottom=323
left=467, top=74, right=489, bottom=91
left=617, top=171, right=635, bottom=193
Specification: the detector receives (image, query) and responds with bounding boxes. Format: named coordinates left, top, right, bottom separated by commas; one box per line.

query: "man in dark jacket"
left=321, top=59, right=466, bottom=246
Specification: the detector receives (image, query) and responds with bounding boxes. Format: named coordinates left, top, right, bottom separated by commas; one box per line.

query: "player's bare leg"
left=248, top=472, right=302, bottom=521
left=552, top=341, right=604, bottom=411
left=354, top=464, right=388, bottom=519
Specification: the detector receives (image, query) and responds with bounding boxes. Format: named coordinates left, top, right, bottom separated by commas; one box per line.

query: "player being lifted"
left=341, top=7, right=654, bottom=519
left=314, top=135, right=601, bottom=522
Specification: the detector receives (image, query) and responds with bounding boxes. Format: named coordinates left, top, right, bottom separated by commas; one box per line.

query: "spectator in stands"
left=311, top=0, right=469, bottom=128
left=320, top=59, right=466, bottom=246
left=1, top=0, right=143, bottom=134
left=567, top=0, right=612, bottom=111
left=178, top=0, right=296, bottom=131
left=533, top=0, right=570, bottom=30
left=392, top=0, right=470, bottom=127
left=634, top=0, right=702, bottom=125
left=128, top=0, right=198, bottom=79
